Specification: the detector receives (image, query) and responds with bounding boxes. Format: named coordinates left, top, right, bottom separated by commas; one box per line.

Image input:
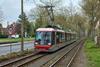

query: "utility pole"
left=21, top=0, right=24, bottom=51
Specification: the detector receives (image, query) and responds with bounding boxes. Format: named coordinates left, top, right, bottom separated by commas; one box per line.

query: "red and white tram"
left=34, top=27, right=76, bottom=52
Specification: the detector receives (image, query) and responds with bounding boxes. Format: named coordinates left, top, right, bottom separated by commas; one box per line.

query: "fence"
left=0, top=42, right=34, bottom=56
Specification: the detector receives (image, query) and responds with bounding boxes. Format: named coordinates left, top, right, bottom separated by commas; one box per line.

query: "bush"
left=0, top=34, right=8, bottom=38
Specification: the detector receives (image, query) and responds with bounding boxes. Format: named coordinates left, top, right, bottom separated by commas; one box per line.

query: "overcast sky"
left=0, top=0, right=80, bottom=27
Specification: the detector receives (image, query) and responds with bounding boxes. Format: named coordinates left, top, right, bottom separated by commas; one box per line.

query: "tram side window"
left=51, top=32, right=55, bottom=45
left=56, top=32, right=62, bottom=43
left=60, top=33, right=63, bottom=43
left=56, top=32, right=59, bottom=44
left=62, top=33, right=65, bottom=42
left=65, top=33, right=67, bottom=41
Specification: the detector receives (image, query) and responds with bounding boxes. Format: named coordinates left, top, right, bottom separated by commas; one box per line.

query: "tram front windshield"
left=36, top=31, right=51, bottom=45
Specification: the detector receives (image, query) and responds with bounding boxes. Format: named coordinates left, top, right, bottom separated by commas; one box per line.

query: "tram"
left=34, top=27, right=76, bottom=52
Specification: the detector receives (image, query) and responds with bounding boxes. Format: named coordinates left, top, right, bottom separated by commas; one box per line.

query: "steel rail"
left=66, top=40, right=84, bottom=67
left=49, top=40, right=84, bottom=67
left=0, top=39, right=80, bottom=67
left=18, top=40, right=78, bottom=67
left=41, top=39, right=83, bottom=67
left=0, top=51, right=40, bottom=67
left=17, top=54, right=46, bottom=67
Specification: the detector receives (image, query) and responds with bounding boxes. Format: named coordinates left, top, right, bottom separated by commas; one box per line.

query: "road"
left=0, top=42, right=34, bottom=56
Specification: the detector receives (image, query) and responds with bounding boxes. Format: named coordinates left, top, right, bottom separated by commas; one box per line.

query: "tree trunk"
left=97, top=36, right=100, bottom=47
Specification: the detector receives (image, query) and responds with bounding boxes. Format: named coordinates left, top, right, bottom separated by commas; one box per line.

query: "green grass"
left=85, top=39, right=100, bottom=67
left=0, top=38, right=34, bottom=43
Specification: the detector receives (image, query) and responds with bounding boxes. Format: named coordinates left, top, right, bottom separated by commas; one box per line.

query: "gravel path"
left=71, top=45, right=87, bottom=67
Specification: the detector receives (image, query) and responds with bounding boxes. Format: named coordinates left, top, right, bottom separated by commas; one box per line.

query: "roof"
left=36, top=28, right=65, bottom=32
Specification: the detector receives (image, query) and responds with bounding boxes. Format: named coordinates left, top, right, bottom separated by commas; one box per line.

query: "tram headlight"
left=48, top=43, right=51, bottom=45
left=35, top=42, right=38, bottom=45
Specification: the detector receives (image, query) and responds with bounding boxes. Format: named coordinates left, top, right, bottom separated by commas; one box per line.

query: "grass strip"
left=85, top=39, right=100, bottom=67
left=0, top=38, right=34, bottom=43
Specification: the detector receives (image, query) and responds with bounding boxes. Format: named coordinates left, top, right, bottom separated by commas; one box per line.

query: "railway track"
left=0, top=51, right=46, bottom=67
left=18, top=39, right=83, bottom=67
left=41, top=39, right=84, bottom=67
left=17, top=40, right=77, bottom=67
left=0, top=39, right=84, bottom=67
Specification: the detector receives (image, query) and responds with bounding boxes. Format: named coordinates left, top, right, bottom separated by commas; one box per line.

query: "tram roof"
left=56, top=29, right=65, bottom=32
left=36, top=28, right=65, bottom=32
left=36, top=28, right=55, bottom=31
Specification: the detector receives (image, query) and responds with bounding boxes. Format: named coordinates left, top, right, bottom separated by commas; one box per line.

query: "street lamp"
left=21, top=0, right=24, bottom=51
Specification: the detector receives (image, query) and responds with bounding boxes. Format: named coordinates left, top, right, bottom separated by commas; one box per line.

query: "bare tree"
left=29, top=0, right=62, bottom=28
left=30, top=0, right=86, bottom=34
